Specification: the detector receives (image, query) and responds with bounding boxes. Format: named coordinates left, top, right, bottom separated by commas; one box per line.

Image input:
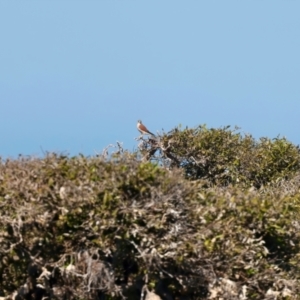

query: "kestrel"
left=137, top=120, right=155, bottom=136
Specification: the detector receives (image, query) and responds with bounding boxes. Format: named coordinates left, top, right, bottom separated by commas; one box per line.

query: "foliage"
left=144, top=125, right=300, bottom=187
left=0, top=126, right=300, bottom=299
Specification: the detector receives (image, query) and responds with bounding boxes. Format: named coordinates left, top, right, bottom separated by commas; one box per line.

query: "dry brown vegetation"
left=1, top=125, right=300, bottom=299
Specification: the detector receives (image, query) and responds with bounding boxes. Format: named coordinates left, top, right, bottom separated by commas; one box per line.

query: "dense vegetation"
left=1, top=125, right=300, bottom=299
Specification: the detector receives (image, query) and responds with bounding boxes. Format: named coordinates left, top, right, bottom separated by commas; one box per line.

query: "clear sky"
left=1, top=1, right=299, bottom=157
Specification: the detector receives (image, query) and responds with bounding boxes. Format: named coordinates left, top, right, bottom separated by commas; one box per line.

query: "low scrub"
left=146, top=125, right=300, bottom=187
left=0, top=126, right=300, bottom=299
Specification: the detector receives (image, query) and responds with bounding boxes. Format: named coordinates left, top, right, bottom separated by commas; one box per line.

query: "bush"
left=145, top=125, right=300, bottom=187
left=1, top=125, right=300, bottom=299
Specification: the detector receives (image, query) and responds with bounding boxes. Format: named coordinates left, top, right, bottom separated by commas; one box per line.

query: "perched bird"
left=137, top=120, right=155, bottom=136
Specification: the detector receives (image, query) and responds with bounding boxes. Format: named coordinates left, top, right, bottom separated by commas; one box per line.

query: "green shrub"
left=1, top=125, right=300, bottom=299
left=157, top=125, right=300, bottom=187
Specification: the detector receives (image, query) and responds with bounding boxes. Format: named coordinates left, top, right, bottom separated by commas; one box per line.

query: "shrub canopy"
left=144, top=125, right=300, bottom=187
left=1, top=126, right=300, bottom=299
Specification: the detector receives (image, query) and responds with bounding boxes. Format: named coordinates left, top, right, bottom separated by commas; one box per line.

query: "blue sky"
left=1, top=1, right=299, bottom=157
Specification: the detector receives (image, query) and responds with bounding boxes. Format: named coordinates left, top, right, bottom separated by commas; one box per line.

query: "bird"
left=137, top=120, right=155, bottom=136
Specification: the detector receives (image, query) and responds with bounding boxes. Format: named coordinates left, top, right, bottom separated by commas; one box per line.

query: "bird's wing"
left=139, top=123, right=155, bottom=136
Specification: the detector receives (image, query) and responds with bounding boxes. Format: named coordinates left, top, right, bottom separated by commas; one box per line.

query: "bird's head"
left=137, top=120, right=142, bottom=124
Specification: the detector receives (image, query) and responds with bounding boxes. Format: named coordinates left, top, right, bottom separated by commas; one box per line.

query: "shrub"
left=143, top=125, right=300, bottom=187
left=1, top=125, right=300, bottom=299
